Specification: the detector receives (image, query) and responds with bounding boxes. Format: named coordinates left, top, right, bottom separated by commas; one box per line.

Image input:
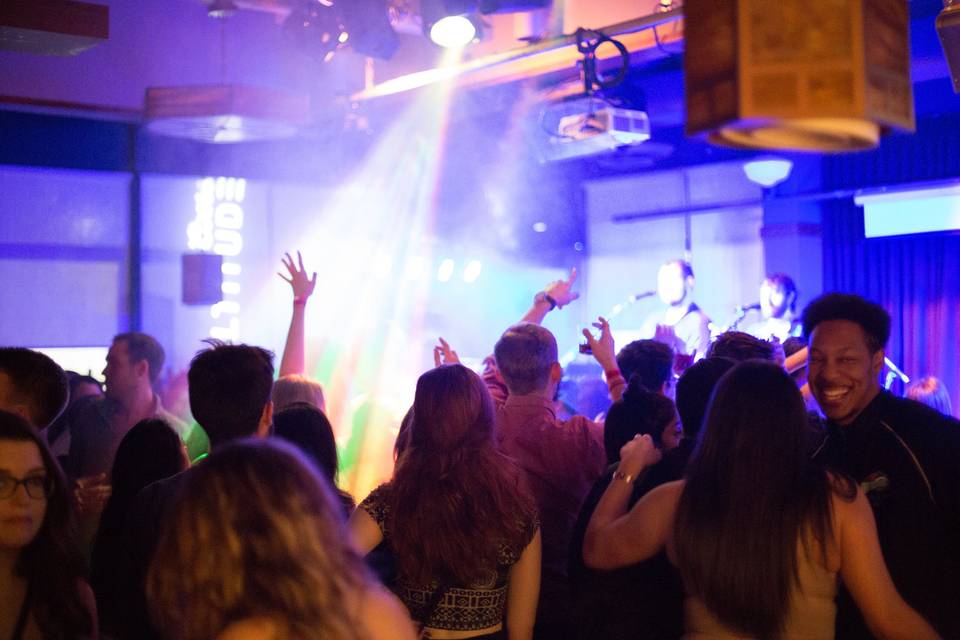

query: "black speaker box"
left=182, top=253, right=223, bottom=306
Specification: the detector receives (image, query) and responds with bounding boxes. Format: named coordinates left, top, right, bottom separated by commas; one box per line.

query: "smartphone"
left=579, top=342, right=593, bottom=355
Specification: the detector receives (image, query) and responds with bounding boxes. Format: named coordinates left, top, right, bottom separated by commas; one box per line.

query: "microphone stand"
left=727, top=306, right=751, bottom=332
left=718, top=304, right=760, bottom=334
left=883, top=357, right=910, bottom=389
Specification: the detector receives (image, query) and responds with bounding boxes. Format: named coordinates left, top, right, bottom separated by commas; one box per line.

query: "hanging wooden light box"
left=685, top=0, right=914, bottom=152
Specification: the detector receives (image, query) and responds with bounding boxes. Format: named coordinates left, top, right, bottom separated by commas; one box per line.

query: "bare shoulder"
left=359, top=585, right=418, bottom=640
left=830, top=482, right=870, bottom=525
left=646, top=479, right=685, bottom=505
left=658, top=480, right=686, bottom=564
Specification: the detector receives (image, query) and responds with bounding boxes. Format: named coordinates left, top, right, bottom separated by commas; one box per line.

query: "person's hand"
left=278, top=251, right=317, bottom=301
left=582, top=316, right=617, bottom=370
left=433, top=337, right=460, bottom=367
left=653, top=323, right=687, bottom=354
left=544, top=268, right=580, bottom=309
left=619, top=434, right=662, bottom=477
left=73, top=473, right=111, bottom=517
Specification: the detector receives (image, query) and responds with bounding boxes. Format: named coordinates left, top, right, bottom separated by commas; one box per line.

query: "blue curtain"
left=822, top=202, right=960, bottom=413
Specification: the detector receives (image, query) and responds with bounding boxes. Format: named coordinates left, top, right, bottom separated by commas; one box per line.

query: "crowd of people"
left=0, top=252, right=958, bottom=640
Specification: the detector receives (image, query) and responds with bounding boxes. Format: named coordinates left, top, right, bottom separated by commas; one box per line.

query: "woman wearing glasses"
left=0, top=410, right=97, bottom=640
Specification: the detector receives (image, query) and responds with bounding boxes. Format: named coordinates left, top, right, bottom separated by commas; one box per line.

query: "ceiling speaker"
left=685, top=0, right=914, bottom=152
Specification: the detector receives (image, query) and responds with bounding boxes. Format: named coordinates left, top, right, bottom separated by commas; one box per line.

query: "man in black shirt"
left=103, top=341, right=275, bottom=640
left=803, top=293, right=960, bottom=639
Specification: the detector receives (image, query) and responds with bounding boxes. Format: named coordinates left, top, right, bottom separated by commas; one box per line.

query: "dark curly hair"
left=615, top=339, right=674, bottom=393
left=707, top=331, right=777, bottom=363
left=801, top=293, right=890, bottom=352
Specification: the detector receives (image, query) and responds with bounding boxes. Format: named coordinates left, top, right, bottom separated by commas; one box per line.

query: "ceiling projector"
left=539, top=99, right=651, bottom=163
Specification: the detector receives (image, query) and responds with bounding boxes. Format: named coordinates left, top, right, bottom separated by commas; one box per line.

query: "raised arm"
left=836, top=489, right=941, bottom=640
left=581, top=316, right=626, bottom=402
left=583, top=434, right=674, bottom=569
left=277, top=251, right=317, bottom=377
left=520, top=267, right=580, bottom=325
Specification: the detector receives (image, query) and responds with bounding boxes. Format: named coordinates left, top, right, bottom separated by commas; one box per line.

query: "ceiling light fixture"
left=421, top=0, right=548, bottom=47
left=743, top=158, right=793, bottom=188
left=429, top=14, right=478, bottom=48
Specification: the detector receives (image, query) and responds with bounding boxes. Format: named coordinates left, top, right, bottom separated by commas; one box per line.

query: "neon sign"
left=187, top=177, right=246, bottom=341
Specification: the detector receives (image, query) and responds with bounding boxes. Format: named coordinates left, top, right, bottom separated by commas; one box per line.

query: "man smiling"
left=803, top=293, right=960, bottom=639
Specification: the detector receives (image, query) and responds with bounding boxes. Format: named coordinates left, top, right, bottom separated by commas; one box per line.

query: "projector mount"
left=574, top=27, right=631, bottom=96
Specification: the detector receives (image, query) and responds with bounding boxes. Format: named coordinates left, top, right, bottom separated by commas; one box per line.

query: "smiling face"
left=808, top=320, right=884, bottom=425
left=0, top=439, right=48, bottom=551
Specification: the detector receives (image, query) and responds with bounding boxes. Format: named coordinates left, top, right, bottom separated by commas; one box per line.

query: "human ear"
left=257, top=401, right=274, bottom=438
left=871, top=349, right=885, bottom=378
left=549, top=362, right=562, bottom=383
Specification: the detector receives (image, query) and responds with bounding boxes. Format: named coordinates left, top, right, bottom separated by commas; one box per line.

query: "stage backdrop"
left=822, top=206, right=960, bottom=415
left=139, top=173, right=581, bottom=498
left=582, top=160, right=766, bottom=348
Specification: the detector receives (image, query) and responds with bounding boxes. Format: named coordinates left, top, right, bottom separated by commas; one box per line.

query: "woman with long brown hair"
left=584, top=361, right=940, bottom=640
left=349, top=364, right=542, bottom=640
left=0, top=410, right=96, bottom=640
left=146, top=438, right=414, bottom=640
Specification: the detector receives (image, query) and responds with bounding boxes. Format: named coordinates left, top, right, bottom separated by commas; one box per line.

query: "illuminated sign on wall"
left=856, top=183, right=960, bottom=238
left=187, top=177, right=246, bottom=341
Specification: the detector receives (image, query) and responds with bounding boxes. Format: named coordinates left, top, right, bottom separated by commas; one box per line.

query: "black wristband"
left=536, top=291, right=558, bottom=310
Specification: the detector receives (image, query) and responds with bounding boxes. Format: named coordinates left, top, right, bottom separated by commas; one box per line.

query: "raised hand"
left=278, top=251, right=317, bottom=301
left=653, top=323, right=687, bottom=355
left=544, top=267, right=581, bottom=309
left=619, top=434, right=662, bottom=477
left=582, top=316, right=617, bottom=370
left=433, top=337, right=461, bottom=367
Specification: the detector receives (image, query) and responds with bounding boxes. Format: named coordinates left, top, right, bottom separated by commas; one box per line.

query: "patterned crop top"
left=359, top=483, right=539, bottom=632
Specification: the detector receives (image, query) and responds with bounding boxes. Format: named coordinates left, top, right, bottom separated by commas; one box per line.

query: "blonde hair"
left=905, top=376, right=954, bottom=417
left=147, top=439, right=367, bottom=640
left=272, top=375, right=325, bottom=412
